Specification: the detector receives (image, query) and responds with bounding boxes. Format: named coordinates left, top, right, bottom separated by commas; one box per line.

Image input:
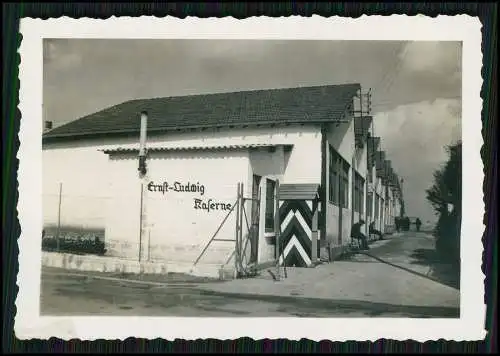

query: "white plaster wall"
left=247, top=130, right=322, bottom=264
left=385, top=187, right=395, bottom=232
left=105, top=150, right=250, bottom=264
left=324, top=115, right=356, bottom=246
left=366, top=166, right=376, bottom=232
left=374, top=176, right=384, bottom=232
left=354, top=145, right=368, bottom=234
left=42, top=124, right=322, bottom=265
left=249, top=148, right=283, bottom=264
left=42, top=144, right=111, bottom=232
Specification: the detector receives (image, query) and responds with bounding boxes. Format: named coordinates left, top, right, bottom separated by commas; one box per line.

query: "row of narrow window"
left=262, top=146, right=387, bottom=233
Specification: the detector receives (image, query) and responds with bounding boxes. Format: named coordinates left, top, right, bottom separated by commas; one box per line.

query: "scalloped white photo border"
left=15, top=15, right=485, bottom=341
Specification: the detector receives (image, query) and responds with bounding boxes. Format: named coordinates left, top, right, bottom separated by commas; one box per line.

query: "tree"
left=426, top=141, right=462, bottom=263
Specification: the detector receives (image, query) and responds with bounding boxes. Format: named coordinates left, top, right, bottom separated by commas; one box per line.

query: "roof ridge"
left=137, top=82, right=360, bottom=102
left=43, top=83, right=361, bottom=141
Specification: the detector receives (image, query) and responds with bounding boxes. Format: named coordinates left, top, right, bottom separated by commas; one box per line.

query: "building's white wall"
left=376, top=180, right=381, bottom=231
left=366, top=165, right=376, bottom=233
left=385, top=186, right=395, bottom=233
left=324, top=114, right=356, bottom=247
left=105, top=150, right=250, bottom=264
left=247, top=128, right=322, bottom=264
left=42, top=124, right=322, bottom=265
left=42, top=144, right=111, bottom=233
left=354, top=144, right=368, bottom=234
left=249, top=148, right=283, bottom=264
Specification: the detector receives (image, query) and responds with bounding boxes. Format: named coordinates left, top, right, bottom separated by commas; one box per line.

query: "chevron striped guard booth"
left=277, top=184, right=321, bottom=268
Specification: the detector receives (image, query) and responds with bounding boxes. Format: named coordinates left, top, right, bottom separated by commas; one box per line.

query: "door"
left=250, top=174, right=261, bottom=264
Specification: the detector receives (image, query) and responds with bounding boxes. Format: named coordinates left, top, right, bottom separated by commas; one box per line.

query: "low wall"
left=41, top=251, right=236, bottom=280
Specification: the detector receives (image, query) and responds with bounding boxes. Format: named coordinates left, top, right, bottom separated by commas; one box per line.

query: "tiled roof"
left=100, top=143, right=294, bottom=155
left=43, top=83, right=361, bottom=141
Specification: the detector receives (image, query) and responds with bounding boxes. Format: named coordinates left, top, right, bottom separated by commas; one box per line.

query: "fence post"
left=234, top=183, right=241, bottom=277
left=311, top=198, right=318, bottom=265
left=56, top=182, right=62, bottom=252
left=274, top=179, right=281, bottom=281
left=138, top=183, right=144, bottom=262
left=238, top=183, right=245, bottom=273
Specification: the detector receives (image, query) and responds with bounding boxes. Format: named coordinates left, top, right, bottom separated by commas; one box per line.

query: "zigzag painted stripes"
left=278, top=199, right=317, bottom=267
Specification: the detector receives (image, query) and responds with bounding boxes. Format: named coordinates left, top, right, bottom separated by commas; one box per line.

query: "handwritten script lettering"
left=148, top=181, right=205, bottom=196
left=194, top=198, right=232, bottom=212
left=147, top=181, right=232, bottom=212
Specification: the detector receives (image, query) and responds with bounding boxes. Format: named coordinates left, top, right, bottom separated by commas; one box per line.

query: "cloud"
left=401, top=41, right=462, bottom=76
left=43, top=39, right=82, bottom=70
left=374, top=98, right=461, bottom=222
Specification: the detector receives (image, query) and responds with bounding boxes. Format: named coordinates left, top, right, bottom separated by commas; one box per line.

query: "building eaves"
left=100, top=143, right=294, bottom=155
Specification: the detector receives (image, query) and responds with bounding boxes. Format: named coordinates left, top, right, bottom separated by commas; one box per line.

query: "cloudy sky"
left=43, top=39, right=462, bottom=223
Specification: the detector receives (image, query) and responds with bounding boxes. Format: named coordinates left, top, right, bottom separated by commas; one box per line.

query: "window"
left=340, top=161, right=350, bottom=209
left=328, top=146, right=338, bottom=204
left=265, top=179, right=276, bottom=232
left=329, top=145, right=350, bottom=208
left=354, top=172, right=365, bottom=214
left=367, top=192, right=373, bottom=217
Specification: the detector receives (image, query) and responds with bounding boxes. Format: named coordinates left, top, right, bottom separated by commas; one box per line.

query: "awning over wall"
left=278, top=184, right=320, bottom=201
left=100, top=143, right=294, bottom=155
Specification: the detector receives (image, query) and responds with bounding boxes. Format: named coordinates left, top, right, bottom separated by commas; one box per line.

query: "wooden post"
left=238, top=183, right=245, bottom=272
left=56, top=182, right=62, bottom=252
left=311, top=198, right=319, bottom=265
left=234, top=183, right=241, bottom=277
left=148, top=228, right=151, bottom=262
left=138, top=183, right=144, bottom=262
left=274, top=179, right=281, bottom=280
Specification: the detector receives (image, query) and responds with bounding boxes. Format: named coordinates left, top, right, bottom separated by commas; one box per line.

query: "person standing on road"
left=369, top=221, right=384, bottom=240
left=415, top=218, right=422, bottom=232
left=351, top=219, right=369, bottom=250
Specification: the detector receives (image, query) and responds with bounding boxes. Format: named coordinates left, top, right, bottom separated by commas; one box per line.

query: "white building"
left=42, top=84, right=404, bottom=273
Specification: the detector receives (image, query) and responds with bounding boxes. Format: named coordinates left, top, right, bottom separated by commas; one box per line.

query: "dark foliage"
left=426, top=141, right=462, bottom=264
left=42, top=236, right=106, bottom=256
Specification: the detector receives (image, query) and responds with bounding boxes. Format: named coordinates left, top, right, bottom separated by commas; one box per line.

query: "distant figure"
left=415, top=218, right=422, bottom=232
left=395, top=217, right=401, bottom=233
left=369, top=221, right=384, bottom=240
left=351, top=219, right=369, bottom=250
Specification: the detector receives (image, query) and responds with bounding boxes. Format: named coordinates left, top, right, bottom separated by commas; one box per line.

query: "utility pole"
left=400, top=178, right=405, bottom=217
left=138, top=111, right=149, bottom=262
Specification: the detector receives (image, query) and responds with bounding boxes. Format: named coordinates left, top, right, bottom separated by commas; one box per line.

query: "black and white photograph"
left=16, top=16, right=484, bottom=341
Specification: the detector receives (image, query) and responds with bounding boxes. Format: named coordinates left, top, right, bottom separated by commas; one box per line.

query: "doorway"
left=250, top=174, right=261, bottom=264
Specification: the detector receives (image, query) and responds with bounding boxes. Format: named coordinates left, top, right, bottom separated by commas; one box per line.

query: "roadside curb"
left=41, top=251, right=235, bottom=280
left=195, top=288, right=460, bottom=317
left=42, top=269, right=220, bottom=287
